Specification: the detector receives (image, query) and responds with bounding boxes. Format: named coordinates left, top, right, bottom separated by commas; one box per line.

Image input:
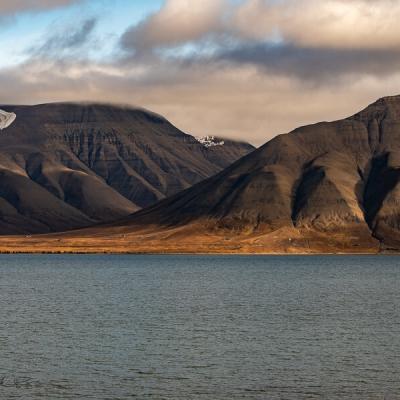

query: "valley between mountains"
left=1, top=96, right=400, bottom=253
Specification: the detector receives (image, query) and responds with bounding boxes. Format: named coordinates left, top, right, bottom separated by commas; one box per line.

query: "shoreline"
left=0, top=250, right=390, bottom=256
left=0, top=223, right=391, bottom=255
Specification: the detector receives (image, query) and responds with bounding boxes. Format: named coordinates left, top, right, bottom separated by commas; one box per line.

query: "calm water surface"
left=0, top=255, right=400, bottom=399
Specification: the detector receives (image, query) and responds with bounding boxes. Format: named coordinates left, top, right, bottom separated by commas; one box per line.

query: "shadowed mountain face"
left=109, top=95, right=400, bottom=251
left=0, top=103, right=254, bottom=234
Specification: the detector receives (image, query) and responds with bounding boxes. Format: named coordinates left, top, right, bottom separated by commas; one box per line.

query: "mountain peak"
left=365, top=94, right=400, bottom=112
left=196, top=135, right=225, bottom=148
left=374, top=94, right=400, bottom=104
left=349, top=94, right=400, bottom=123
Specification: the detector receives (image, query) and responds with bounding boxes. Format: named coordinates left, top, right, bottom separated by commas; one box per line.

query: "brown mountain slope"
left=0, top=103, right=254, bottom=234
left=3, top=95, right=397, bottom=253
left=3, top=95, right=400, bottom=253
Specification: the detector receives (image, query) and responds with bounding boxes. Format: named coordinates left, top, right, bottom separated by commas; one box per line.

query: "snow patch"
left=196, top=135, right=224, bottom=148
left=0, top=109, right=16, bottom=130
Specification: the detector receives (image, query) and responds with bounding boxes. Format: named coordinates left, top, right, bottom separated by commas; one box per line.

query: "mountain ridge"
left=1, top=95, right=400, bottom=253
left=2, top=95, right=392, bottom=253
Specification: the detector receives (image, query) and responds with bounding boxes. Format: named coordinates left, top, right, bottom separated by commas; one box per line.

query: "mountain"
left=4, top=95, right=400, bottom=253
left=0, top=102, right=254, bottom=234
left=114, top=94, right=400, bottom=253
left=7, top=94, right=398, bottom=254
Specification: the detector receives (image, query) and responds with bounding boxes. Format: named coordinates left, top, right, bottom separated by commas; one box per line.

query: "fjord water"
left=0, top=255, right=399, bottom=399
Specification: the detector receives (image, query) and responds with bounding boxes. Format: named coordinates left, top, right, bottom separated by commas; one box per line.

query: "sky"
left=1, top=0, right=400, bottom=145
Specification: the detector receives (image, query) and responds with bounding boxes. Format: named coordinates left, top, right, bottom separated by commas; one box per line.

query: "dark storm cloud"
left=214, top=43, right=400, bottom=81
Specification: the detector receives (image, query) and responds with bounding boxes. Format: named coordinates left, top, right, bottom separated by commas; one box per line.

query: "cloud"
left=121, top=0, right=400, bottom=54
left=232, top=0, right=400, bottom=49
left=2, top=0, right=400, bottom=147
left=28, top=18, right=97, bottom=58
left=118, top=0, right=400, bottom=82
left=0, top=0, right=81, bottom=15
left=215, top=43, right=400, bottom=82
left=121, top=0, right=227, bottom=53
left=1, top=56, right=398, bottom=146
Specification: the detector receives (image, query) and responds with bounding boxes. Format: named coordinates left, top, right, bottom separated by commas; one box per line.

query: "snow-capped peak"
left=0, top=109, right=16, bottom=130
left=196, top=135, right=224, bottom=148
